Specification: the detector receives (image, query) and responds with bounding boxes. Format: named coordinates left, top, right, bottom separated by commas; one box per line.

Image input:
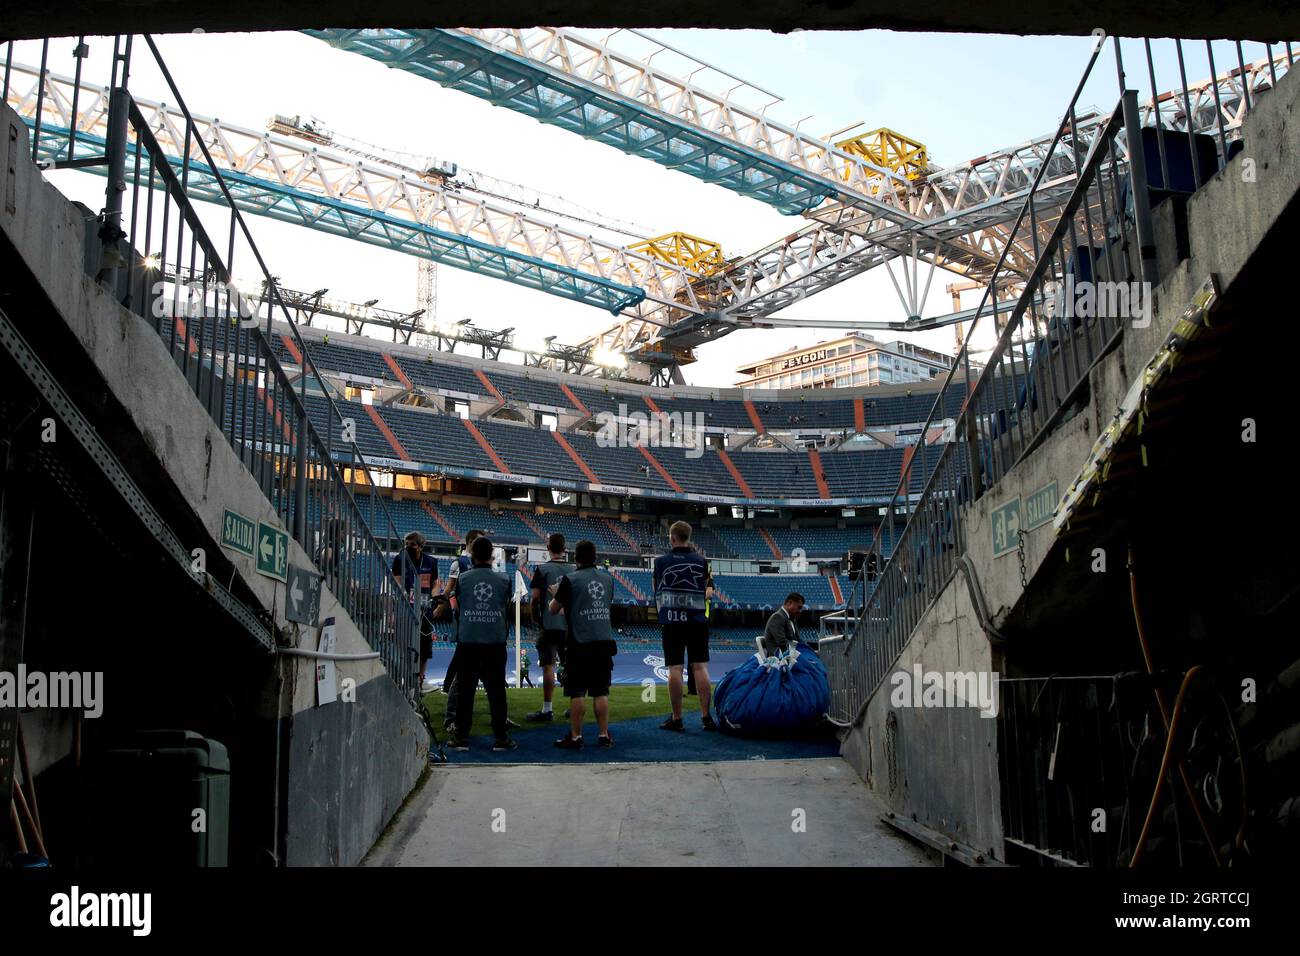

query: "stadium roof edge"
left=275, top=317, right=968, bottom=406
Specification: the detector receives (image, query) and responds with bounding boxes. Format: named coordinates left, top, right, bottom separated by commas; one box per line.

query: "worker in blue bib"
left=447, top=536, right=516, bottom=752
left=438, top=529, right=483, bottom=731
left=550, top=540, right=618, bottom=750
left=527, top=532, right=574, bottom=722
left=653, top=520, right=716, bottom=732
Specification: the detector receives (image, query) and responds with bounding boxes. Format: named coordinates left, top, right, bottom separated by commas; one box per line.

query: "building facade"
left=734, top=333, right=955, bottom=390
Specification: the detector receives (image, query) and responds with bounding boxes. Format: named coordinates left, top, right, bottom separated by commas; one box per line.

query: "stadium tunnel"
left=835, top=65, right=1300, bottom=867
left=3, top=20, right=1300, bottom=872
left=1, top=1, right=1296, bottom=44
left=1, top=100, right=427, bottom=867
left=0, top=210, right=290, bottom=866
left=992, top=229, right=1300, bottom=867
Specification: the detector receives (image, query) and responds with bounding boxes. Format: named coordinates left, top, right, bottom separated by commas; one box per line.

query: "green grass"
left=422, top=684, right=681, bottom=734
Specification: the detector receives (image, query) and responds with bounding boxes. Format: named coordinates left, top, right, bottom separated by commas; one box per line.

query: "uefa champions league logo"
left=660, top=564, right=704, bottom=589
left=473, top=582, right=493, bottom=603
left=587, top=580, right=605, bottom=601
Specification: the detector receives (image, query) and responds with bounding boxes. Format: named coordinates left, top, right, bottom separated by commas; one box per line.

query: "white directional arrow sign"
left=285, top=565, right=322, bottom=624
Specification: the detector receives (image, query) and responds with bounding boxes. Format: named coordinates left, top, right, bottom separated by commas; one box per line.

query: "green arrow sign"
left=220, top=509, right=256, bottom=557
left=991, top=497, right=1022, bottom=558
left=256, top=521, right=289, bottom=582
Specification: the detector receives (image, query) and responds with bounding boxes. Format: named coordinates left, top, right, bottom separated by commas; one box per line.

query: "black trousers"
left=443, top=644, right=461, bottom=724
left=454, top=643, right=508, bottom=740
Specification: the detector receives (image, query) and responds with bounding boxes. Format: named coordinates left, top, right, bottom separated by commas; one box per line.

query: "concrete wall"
left=839, top=581, right=1003, bottom=859
left=840, top=67, right=1299, bottom=861
left=1, top=102, right=427, bottom=866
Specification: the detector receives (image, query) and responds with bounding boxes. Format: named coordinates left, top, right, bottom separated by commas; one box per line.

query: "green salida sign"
left=221, top=509, right=256, bottom=557
left=1024, top=480, right=1060, bottom=531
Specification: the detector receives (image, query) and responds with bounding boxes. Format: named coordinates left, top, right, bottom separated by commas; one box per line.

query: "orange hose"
left=16, top=714, right=42, bottom=845
left=1131, top=664, right=1203, bottom=867
left=12, top=781, right=47, bottom=859
left=1128, top=546, right=1221, bottom=866
left=8, top=786, right=28, bottom=855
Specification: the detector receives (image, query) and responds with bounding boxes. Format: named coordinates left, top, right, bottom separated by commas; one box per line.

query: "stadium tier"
left=358, top=492, right=893, bottom=563
left=208, top=316, right=1008, bottom=511
left=187, top=310, right=1013, bottom=512
left=197, top=313, right=965, bottom=574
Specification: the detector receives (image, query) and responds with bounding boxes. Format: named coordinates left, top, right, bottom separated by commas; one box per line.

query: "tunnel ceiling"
left=1, top=1, right=1296, bottom=43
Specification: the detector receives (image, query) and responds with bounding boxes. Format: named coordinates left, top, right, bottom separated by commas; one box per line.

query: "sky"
left=7, top=29, right=1274, bottom=386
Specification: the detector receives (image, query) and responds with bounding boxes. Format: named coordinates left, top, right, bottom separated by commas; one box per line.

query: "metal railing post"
left=1120, top=89, right=1158, bottom=286
left=97, top=84, right=131, bottom=290
left=294, top=407, right=308, bottom=546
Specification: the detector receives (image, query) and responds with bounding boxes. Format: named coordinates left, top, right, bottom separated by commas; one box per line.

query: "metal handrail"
left=102, top=36, right=426, bottom=699
left=136, top=38, right=400, bottom=538
left=829, top=105, right=1129, bottom=722
left=123, top=102, right=423, bottom=697
left=821, top=32, right=1141, bottom=725
left=870, top=38, right=1109, bottom=555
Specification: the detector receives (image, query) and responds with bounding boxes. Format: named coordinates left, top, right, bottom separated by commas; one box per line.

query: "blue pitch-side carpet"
left=435, top=713, right=842, bottom=765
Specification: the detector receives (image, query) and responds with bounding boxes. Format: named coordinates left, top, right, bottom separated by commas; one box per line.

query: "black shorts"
left=662, top=622, right=709, bottom=667
left=536, top=629, right=567, bottom=667
left=563, top=640, right=615, bottom=698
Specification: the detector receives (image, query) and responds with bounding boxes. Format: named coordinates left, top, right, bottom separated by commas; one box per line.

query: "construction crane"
left=304, top=26, right=1083, bottom=367
left=9, top=45, right=1286, bottom=384
left=309, top=27, right=1288, bottom=373
left=9, top=59, right=955, bottom=375
left=270, top=112, right=665, bottom=242
left=827, top=124, right=932, bottom=183
left=269, top=113, right=453, bottom=329
left=269, top=112, right=718, bottom=346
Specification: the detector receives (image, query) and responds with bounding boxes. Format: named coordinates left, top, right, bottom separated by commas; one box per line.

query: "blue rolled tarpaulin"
left=712, top=643, right=831, bottom=737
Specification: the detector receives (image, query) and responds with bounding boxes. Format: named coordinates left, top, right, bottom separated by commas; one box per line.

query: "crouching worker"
left=449, top=536, right=516, bottom=752
left=550, top=540, right=617, bottom=750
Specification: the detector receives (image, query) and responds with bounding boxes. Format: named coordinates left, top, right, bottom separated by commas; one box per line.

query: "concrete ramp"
left=366, top=758, right=934, bottom=867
